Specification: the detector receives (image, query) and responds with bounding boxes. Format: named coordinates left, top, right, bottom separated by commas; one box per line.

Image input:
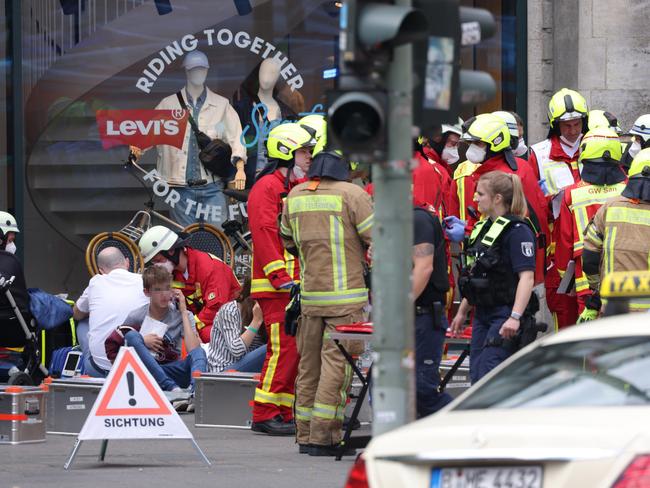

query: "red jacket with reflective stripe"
left=553, top=179, right=626, bottom=296
left=248, top=169, right=300, bottom=300
left=173, top=247, right=241, bottom=329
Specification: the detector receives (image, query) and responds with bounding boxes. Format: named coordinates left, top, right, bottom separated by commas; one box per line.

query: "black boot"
left=308, top=444, right=356, bottom=457
left=251, top=415, right=296, bottom=436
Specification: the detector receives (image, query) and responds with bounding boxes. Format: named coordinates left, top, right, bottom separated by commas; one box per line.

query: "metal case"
left=45, top=377, right=104, bottom=435
left=194, top=371, right=257, bottom=429
left=440, top=359, right=471, bottom=398
left=0, top=385, right=47, bottom=444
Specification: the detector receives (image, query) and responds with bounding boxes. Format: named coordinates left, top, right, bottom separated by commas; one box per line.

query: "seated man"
left=106, top=266, right=207, bottom=409
left=73, top=247, right=148, bottom=377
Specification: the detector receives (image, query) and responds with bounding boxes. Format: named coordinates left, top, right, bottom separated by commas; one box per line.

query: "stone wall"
left=527, top=0, right=650, bottom=145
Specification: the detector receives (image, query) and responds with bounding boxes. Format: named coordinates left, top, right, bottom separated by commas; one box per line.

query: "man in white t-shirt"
left=73, top=247, right=148, bottom=377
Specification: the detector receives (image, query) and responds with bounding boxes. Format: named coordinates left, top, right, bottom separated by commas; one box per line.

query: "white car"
left=349, top=312, right=650, bottom=488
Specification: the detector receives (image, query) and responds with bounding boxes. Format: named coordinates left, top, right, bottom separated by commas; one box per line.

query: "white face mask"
left=513, top=138, right=527, bottom=157
left=155, top=260, right=175, bottom=274
left=4, top=241, right=16, bottom=254
left=629, top=140, right=642, bottom=158
left=441, top=146, right=459, bottom=165
left=293, top=166, right=306, bottom=179
left=466, top=143, right=487, bottom=164
left=186, top=68, right=207, bottom=87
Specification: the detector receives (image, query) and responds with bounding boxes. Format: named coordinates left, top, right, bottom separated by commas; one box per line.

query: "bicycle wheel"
left=230, top=231, right=252, bottom=283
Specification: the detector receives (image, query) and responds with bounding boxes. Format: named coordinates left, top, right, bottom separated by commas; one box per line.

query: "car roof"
left=539, top=313, right=650, bottom=346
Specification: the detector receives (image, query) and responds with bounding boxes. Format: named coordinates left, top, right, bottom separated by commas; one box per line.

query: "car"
left=346, top=307, right=650, bottom=488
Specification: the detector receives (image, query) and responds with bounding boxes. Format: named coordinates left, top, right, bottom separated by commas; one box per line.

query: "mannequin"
left=233, top=59, right=296, bottom=186
left=132, top=50, right=247, bottom=228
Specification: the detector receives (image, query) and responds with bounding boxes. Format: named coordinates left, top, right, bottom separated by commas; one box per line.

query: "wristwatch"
left=510, top=311, right=522, bottom=320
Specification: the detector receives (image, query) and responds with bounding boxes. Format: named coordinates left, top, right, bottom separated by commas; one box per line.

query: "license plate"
left=431, top=466, right=543, bottom=488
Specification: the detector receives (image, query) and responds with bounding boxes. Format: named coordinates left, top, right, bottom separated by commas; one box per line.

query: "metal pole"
left=371, top=0, right=415, bottom=436
left=63, top=438, right=83, bottom=470
left=98, top=439, right=109, bottom=461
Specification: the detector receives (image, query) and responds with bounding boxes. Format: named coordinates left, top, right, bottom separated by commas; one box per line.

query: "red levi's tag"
left=96, top=109, right=189, bottom=150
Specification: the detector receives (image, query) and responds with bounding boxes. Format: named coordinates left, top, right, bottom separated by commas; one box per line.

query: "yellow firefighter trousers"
left=295, top=311, right=366, bottom=446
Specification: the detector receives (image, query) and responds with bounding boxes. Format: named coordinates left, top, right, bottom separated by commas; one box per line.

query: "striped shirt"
left=207, top=300, right=264, bottom=372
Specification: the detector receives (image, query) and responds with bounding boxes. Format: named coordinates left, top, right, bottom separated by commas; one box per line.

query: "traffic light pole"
left=371, top=0, right=415, bottom=436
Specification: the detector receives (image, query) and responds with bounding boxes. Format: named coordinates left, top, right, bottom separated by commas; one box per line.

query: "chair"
left=85, top=232, right=144, bottom=276
left=182, top=223, right=234, bottom=267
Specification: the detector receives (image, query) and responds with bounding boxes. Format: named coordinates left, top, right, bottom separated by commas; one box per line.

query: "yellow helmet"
left=628, top=148, right=650, bottom=177
left=312, top=128, right=328, bottom=156
left=461, top=113, right=511, bottom=153
left=547, top=88, right=588, bottom=128
left=579, top=128, right=622, bottom=163
left=588, top=110, right=621, bottom=134
left=266, top=123, right=315, bottom=161
left=298, top=114, right=326, bottom=143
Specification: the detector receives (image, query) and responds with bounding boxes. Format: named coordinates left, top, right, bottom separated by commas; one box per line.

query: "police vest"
left=460, top=216, right=531, bottom=307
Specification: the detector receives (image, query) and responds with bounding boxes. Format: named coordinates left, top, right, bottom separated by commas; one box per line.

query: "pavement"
left=1, top=415, right=367, bottom=488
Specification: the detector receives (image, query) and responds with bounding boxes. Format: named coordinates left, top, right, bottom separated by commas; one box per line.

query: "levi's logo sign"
left=96, top=109, right=189, bottom=150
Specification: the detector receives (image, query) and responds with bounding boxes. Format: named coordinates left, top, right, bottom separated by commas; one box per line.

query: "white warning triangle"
left=78, top=347, right=192, bottom=440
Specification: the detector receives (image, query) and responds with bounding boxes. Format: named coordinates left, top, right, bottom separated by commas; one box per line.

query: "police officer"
left=412, top=205, right=453, bottom=417
left=451, top=171, right=537, bottom=383
left=583, top=148, right=650, bottom=313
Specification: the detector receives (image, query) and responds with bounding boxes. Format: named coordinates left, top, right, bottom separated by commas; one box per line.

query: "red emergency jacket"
left=553, top=179, right=626, bottom=301
left=413, top=151, right=451, bottom=215
left=248, top=169, right=300, bottom=303
left=450, top=154, right=550, bottom=284
left=173, top=247, right=241, bottom=338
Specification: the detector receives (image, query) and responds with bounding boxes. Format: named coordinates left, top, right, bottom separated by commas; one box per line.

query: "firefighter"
left=451, top=171, right=536, bottom=383
left=138, top=226, right=241, bottom=343
left=280, top=151, right=372, bottom=457
left=621, top=114, right=650, bottom=172
left=528, top=88, right=589, bottom=328
left=450, top=113, right=548, bottom=284
left=583, top=148, right=650, bottom=314
left=248, top=122, right=316, bottom=436
left=553, top=128, right=627, bottom=324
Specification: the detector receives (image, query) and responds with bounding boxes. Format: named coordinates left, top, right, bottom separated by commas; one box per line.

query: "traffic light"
left=412, top=1, right=497, bottom=129
left=327, top=1, right=428, bottom=162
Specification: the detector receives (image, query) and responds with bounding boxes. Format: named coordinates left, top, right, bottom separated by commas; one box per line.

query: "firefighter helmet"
left=579, top=128, right=622, bottom=163
left=628, top=148, right=650, bottom=178
left=629, top=114, right=650, bottom=143
left=588, top=110, right=621, bottom=134
left=0, top=211, right=19, bottom=236
left=266, top=123, right=315, bottom=162
left=138, top=226, right=184, bottom=263
left=547, top=88, right=588, bottom=128
left=461, top=114, right=511, bottom=153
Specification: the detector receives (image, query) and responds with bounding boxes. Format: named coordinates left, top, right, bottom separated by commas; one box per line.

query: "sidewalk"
left=1, top=415, right=364, bottom=488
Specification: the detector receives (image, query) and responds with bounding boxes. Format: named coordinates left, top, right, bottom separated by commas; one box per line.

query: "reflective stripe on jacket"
left=280, top=179, right=373, bottom=316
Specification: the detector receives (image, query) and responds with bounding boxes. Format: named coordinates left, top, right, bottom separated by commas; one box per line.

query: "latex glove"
left=538, top=178, right=549, bottom=195
left=278, top=281, right=295, bottom=290
left=443, top=216, right=467, bottom=243
left=577, top=307, right=599, bottom=323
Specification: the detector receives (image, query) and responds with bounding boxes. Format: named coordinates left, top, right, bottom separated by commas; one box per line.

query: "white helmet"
left=0, top=211, right=19, bottom=237
left=629, top=114, right=650, bottom=143
left=138, top=225, right=183, bottom=263
left=441, top=117, right=463, bottom=137
left=492, top=111, right=519, bottom=138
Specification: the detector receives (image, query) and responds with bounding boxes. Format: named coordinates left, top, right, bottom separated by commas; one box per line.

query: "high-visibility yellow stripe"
left=280, top=221, right=292, bottom=237
left=585, top=222, right=603, bottom=247
left=301, top=288, right=368, bottom=306
left=285, top=250, right=296, bottom=278
left=263, top=260, right=286, bottom=276
left=458, top=179, right=466, bottom=222
left=607, top=207, right=650, bottom=227
left=295, top=406, right=312, bottom=421
left=604, top=227, right=617, bottom=276
left=251, top=279, right=290, bottom=294
left=574, top=207, right=589, bottom=244
left=194, top=315, right=206, bottom=330
left=288, top=194, right=343, bottom=214
left=313, top=402, right=338, bottom=420
left=330, top=215, right=347, bottom=291
left=254, top=388, right=295, bottom=407
left=575, top=275, right=590, bottom=293
left=356, top=214, right=373, bottom=234
left=261, top=322, right=281, bottom=392
left=337, top=363, right=353, bottom=421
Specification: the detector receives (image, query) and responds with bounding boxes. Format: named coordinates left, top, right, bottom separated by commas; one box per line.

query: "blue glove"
left=538, top=178, right=549, bottom=195
left=278, top=281, right=295, bottom=290
left=443, top=216, right=467, bottom=243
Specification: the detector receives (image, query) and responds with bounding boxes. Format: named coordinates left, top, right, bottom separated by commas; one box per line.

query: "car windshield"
left=454, top=336, right=650, bottom=410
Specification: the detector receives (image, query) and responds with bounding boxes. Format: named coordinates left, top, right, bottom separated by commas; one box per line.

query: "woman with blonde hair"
left=451, top=171, right=536, bottom=382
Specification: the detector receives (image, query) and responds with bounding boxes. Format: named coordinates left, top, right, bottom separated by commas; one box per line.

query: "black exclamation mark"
left=127, top=372, right=136, bottom=406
